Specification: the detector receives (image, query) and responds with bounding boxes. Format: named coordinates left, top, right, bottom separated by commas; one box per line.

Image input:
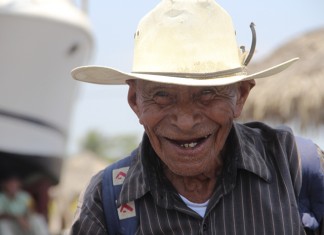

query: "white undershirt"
left=179, top=194, right=209, bottom=217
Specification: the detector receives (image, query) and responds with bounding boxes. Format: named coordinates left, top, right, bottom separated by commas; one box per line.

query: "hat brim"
left=71, top=58, right=299, bottom=86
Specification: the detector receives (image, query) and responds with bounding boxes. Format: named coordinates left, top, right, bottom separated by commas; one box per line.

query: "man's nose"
left=170, top=104, right=201, bottom=130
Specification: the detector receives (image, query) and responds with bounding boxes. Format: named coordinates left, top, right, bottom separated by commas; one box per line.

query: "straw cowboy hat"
left=71, top=0, right=298, bottom=86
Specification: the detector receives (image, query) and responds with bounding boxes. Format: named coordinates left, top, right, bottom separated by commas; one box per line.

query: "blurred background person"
left=0, top=174, right=49, bottom=235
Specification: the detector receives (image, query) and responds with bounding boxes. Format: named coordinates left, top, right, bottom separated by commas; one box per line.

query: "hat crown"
left=132, top=0, right=242, bottom=74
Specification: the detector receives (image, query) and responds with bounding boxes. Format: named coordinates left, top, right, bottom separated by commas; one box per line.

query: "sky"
left=67, top=0, right=324, bottom=154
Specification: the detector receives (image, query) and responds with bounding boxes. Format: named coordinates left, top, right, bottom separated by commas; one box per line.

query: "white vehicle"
left=0, top=0, right=94, bottom=216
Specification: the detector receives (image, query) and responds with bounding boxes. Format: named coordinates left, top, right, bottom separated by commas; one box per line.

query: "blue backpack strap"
left=102, top=150, right=139, bottom=235
left=295, top=136, right=324, bottom=227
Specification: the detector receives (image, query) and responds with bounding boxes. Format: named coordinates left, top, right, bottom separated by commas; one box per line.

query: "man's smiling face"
left=127, top=79, right=252, bottom=177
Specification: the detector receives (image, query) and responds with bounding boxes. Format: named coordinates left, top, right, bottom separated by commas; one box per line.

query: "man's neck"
left=164, top=165, right=222, bottom=203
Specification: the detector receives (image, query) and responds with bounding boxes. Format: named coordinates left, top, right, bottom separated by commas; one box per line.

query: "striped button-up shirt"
left=71, top=122, right=305, bottom=235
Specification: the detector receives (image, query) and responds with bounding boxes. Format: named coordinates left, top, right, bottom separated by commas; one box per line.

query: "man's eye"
left=153, top=91, right=173, bottom=105
left=199, top=89, right=215, bottom=100
left=154, top=91, right=169, bottom=97
left=201, top=89, right=214, bottom=95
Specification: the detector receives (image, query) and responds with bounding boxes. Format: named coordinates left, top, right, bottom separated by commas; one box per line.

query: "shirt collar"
left=117, top=134, right=165, bottom=206
left=231, top=122, right=272, bottom=183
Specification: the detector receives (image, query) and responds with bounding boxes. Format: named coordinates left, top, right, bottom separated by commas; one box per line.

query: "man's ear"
left=127, top=80, right=140, bottom=117
left=234, top=79, right=255, bottom=118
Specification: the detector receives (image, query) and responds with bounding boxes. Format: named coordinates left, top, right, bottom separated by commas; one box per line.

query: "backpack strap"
left=102, top=150, right=139, bottom=235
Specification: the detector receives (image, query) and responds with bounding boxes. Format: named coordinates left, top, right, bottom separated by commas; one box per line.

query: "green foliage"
left=80, top=130, right=108, bottom=157
left=80, top=129, right=141, bottom=160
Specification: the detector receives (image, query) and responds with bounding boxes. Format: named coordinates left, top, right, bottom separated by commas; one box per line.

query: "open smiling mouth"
left=166, top=134, right=211, bottom=149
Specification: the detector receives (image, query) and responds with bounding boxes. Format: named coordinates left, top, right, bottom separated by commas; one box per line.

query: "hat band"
left=132, top=67, right=247, bottom=79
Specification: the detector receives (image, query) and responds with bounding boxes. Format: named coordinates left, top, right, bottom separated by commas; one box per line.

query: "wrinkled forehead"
left=129, top=78, right=239, bottom=90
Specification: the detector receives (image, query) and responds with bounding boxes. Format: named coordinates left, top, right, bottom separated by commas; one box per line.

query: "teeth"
left=181, top=142, right=198, bottom=148
left=177, top=135, right=210, bottom=148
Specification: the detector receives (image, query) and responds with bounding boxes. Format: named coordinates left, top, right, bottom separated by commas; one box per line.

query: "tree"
left=105, top=134, right=140, bottom=160
left=80, top=130, right=140, bottom=160
left=80, top=129, right=108, bottom=157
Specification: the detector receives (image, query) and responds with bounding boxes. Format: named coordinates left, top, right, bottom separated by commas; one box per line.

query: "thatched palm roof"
left=240, top=28, right=324, bottom=128
left=49, top=153, right=108, bottom=232
left=50, top=152, right=108, bottom=203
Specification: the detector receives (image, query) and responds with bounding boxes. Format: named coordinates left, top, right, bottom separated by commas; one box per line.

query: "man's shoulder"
left=14, top=191, right=32, bottom=206
left=81, top=153, right=138, bottom=204
left=18, top=190, right=31, bottom=199
left=71, top=155, right=137, bottom=234
left=71, top=169, right=106, bottom=233
left=236, top=121, right=295, bottom=142
left=81, top=169, right=105, bottom=205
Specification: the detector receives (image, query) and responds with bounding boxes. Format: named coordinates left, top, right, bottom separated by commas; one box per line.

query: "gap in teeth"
left=181, top=142, right=198, bottom=148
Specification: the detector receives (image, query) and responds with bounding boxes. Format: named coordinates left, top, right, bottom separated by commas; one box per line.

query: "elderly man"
left=70, top=0, right=304, bottom=234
